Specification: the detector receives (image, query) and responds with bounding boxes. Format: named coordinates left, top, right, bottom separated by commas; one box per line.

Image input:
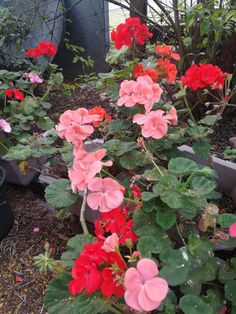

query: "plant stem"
left=183, top=95, right=197, bottom=125
left=176, top=223, right=187, bottom=246
left=0, top=140, right=8, bottom=153
left=80, top=189, right=89, bottom=235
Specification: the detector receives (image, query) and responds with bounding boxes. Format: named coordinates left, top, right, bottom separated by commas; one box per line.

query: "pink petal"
left=124, top=268, right=141, bottom=291
left=124, top=288, right=143, bottom=311
left=144, top=277, right=169, bottom=302
left=103, top=178, right=121, bottom=191
left=229, top=223, right=236, bottom=237
left=138, top=286, right=161, bottom=311
left=137, top=258, right=158, bottom=280
left=105, top=190, right=124, bottom=209
left=88, top=177, right=104, bottom=192
left=99, top=195, right=112, bottom=212
left=133, top=113, right=147, bottom=125
left=87, top=192, right=102, bottom=210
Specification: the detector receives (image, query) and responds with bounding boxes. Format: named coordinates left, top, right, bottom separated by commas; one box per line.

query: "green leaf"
left=225, top=280, right=236, bottom=305
left=6, top=145, right=32, bottom=160
left=108, top=119, right=131, bottom=134
left=218, top=214, right=236, bottom=228
left=156, top=208, right=176, bottom=230
left=143, top=167, right=167, bottom=181
left=105, top=45, right=128, bottom=64
left=199, top=115, right=219, bottom=126
left=200, top=20, right=211, bottom=35
left=189, top=177, right=216, bottom=196
left=168, top=158, right=199, bottom=175
left=183, top=37, right=192, bottom=47
left=61, top=234, right=93, bottom=267
left=120, top=151, right=150, bottom=170
left=141, top=192, right=157, bottom=202
left=37, top=117, right=55, bottom=131
left=45, top=179, right=77, bottom=209
left=103, top=140, right=136, bottom=157
left=159, top=247, right=191, bottom=286
left=45, top=272, right=107, bottom=314
left=218, top=258, right=236, bottom=283
left=137, top=235, right=161, bottom=257
left=192, top=140, right=211, bottom=160
left=179, top=295, right=214, bottom=314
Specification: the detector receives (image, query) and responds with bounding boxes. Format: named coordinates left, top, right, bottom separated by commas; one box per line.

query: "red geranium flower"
left=181, top=63, right=226, bottom=91
left=111, top=17, right=152, bottom=49
left=156, top=45, right=180, bottom=61
left=156, top=58, right=177, bottom=83
left=100, top=268, right=125, bottom=298
left=26, top=47, right=42, bottom=58
left=37, top=41, right=57, bottom=57
left=131, top=184, right=142, bottom=199
left=119, top=220, right=138, bottom=245
left=133, top=64, right=160, bottom=82
left=88, top=106, right=112, bottom=127
left=5, top=88, right=24, bottom=101
left=100, top=207, right=127, bottom=234
left=69, top=255, right=102, bottom=295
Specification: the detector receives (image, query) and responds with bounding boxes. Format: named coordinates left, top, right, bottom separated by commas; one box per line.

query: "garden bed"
left=0, top=185, right=79, bottom=313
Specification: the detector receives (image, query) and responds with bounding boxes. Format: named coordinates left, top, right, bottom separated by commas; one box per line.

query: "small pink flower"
left=33, top=227, right=40, bottom=233
left=24, top=73, right=43, bottom=84
left=68, top=149, right=112, bottom=192
left=133, top=110, right=168, bottom=139
left=102, top=233, right=119, bottom=252
left=117, top=80, right=136, bottom=107
left=0, top=118, right=11, bottom=133
left=165, top=106, right=178, bottom=125
left=55, top=108, right=99, bottom=144
left=229, top=223, right=236, bottom=237
left=124, top=258, right=168, bottom=312
left=132, top=76, right=163, bottom=113
left=87, top=177, right=124, bottom=212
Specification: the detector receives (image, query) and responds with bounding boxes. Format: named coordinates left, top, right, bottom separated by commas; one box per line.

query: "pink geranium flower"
left=117, top=76, right=163, bottom=113
left=55, top=108, right=99, bottom=144
left=132, top=76, right=163, bottom=112
left=69, top=149, right=112, bottom=192
left=124, top=258, right=168, bottom=312
left=117, top=80, right=136, bottom=108
left=87, top=177, right=124, bottom=212
left=229, top=223, right=236, bottom=237
left=102, top=233, right=119, bottom=252
left=0, top=118, right=11, bottom=133
left=23, top=73, right=43, bottom=84
left=165, top=106, right=178, bottom=125
left=133, top=110, right=168, bottom=139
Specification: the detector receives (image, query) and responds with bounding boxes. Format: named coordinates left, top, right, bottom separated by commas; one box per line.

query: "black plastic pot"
left=0, top=166, right=13, bottom=240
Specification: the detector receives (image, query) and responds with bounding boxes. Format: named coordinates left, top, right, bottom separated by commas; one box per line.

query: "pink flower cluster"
left=23, top=73, right=43, bottom=84
left=56, top=108, right=124, bottom=213
left=55, top=108, right=99, bottom=148
left=0, top=118, right=11, bottom=133
left=117, top=75, right=163, bottom=113
left=133, top=106, right=177, bottom=139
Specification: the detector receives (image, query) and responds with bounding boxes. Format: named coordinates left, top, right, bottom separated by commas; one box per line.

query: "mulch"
left=0, top=185, right=77, bottom=314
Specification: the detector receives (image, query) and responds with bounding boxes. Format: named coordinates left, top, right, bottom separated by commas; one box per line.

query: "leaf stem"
left=80, top=189, right=89, bottom=235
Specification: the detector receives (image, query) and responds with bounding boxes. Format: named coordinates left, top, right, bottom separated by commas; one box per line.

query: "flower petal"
left=144, top=277, right=168, bottom=302
left=105, top=190, right=124, bottom=209
left=124, top=288, right=143, bottom=311
left=87, top=192, right=102, bottom=210
left=124, top=267, right=141, bottom=291
left=137, top=258, right=158, bottom=280
left=138, top=286, right=161, bottom=311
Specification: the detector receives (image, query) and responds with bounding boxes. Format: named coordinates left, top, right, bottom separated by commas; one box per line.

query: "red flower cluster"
left=69, top=205, right=139, bottom=298
left=156, top=45, right=180, bottom=61
left=156, top=58, right=177, bottom=83
left=88, top=106, right=112, bottom=127
left=111, top=17, right=152, bottom=50
left=133, top=64, right=160, bottom=82
left=26, top=41, right=57, bottom=58
left=69, top=239, right=126, bottom=297
left=5, top=88, right=24, bottom=101
left=181, top=64, right=226, bottom=91
left=96, top=207, right=138, bottom=245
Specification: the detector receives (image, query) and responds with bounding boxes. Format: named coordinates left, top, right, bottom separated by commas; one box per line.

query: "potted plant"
left=33, top=17, right=236, bottom=314
left=0, top=166, right=13, bottom=240
left=0, top=41, right=63, bottom=185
